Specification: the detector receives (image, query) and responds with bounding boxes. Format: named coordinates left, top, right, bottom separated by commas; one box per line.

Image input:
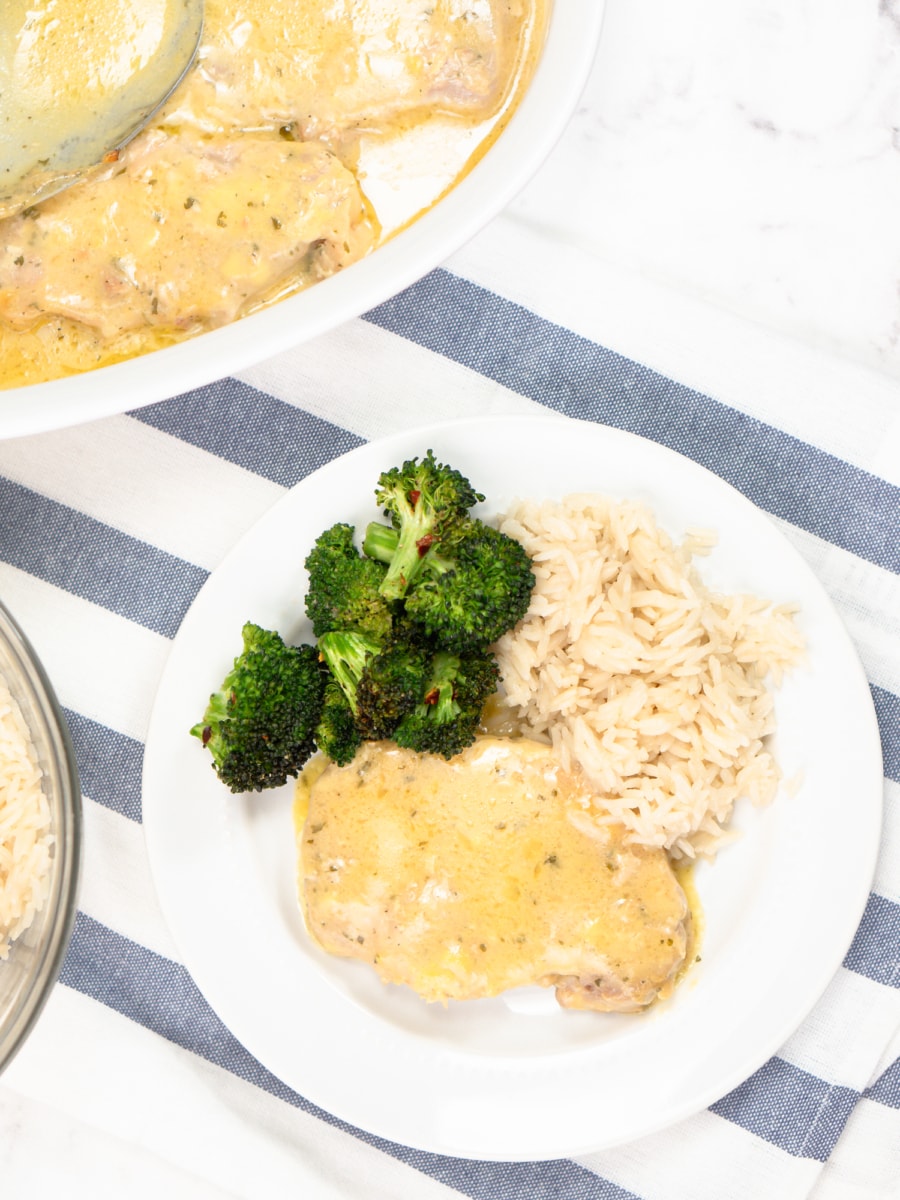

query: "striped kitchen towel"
left=0, top=247, right=897, bottom=1199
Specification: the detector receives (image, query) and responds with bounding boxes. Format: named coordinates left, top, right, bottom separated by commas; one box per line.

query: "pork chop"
left=298, top=737, right=691, bottom=1011
left=0, top=130, right=376, bottom=337
left=160, top=0, right=533, bottom=145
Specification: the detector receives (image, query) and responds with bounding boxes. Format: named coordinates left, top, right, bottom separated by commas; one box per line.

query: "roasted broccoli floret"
left=304, top=522, right=393, bottom=639
left=317, top=629, right=427, bottom=741
left=355, top=641, right=429, bottom=740
left=394, top=650, right=500, bottom=759
left=190, top=622, right=325, bottom=793
left=365, top=450, right=485, bottom=600
left=315, top=679, right=362, bottom=767
left=291, top=453, right=531, bottom=769
left=364, top=519, right=534, bottom=653
left=317, top=630, right=382, bottom=714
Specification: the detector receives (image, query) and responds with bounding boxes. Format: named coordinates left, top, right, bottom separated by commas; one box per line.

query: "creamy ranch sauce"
left=0, top=0, right=543, bottom=388
left=296, top=738, right=693, bottom=1011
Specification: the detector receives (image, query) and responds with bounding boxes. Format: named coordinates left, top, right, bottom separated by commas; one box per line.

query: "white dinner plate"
left=142, top=414, right=883, bottom=1160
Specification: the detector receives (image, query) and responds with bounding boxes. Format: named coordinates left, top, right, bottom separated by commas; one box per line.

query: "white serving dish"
left=0, top=3, right=606, bottom=438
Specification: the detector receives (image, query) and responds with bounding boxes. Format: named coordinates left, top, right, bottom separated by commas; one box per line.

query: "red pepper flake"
left=416, top=534, right=435, bottom=557
left=102, top=150, right=120, bottom=163
left=408, top=489, right=421, bottom=507
left=423, top=688, right=439, bottom=706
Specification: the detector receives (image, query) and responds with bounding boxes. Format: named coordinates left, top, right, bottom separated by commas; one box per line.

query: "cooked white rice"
left=0, top=679, right=52, bottom=958
left=494, top=495, right=804, bottom=860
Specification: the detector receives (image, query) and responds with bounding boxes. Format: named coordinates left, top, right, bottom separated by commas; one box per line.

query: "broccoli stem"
left=423, top=652, right=462, bottom=722
left=363, top=515, right=432, bottom=600
left=362, top=521, right=398, bottom=566
left=363, top=521, right=453, bottom=579
left=317, top=630, right=381, bottom=714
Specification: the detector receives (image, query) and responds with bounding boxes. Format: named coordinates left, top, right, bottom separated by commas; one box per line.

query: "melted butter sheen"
left=297, top=738, right=692, bottom=1011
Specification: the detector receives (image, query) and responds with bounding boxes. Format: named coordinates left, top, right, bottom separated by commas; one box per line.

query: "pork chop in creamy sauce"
left=161, top=0, right=532, bottom=146
left=0, top=0, right=541, bottom=387
left=298, top=738, right=691, bottom=1011
left=0, top=132, right=376, bottom=338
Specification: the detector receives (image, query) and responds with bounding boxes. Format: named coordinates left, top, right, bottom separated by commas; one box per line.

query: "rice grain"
left=0, top=680, right=52, bottom=958
left=494, top=495, right=804, bottom=860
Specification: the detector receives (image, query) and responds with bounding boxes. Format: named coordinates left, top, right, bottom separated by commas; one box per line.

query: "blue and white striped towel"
left=0, top=224, right=897, bottom=1199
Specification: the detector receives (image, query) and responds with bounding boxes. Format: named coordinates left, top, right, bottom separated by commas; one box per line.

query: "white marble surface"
left=1, top=2, right=897, bottom=1195
left=512, top=0, right=900, bottom=378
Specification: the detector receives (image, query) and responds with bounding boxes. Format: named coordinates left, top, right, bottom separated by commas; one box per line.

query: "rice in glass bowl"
left=0, top=599, right=81, bottom=1073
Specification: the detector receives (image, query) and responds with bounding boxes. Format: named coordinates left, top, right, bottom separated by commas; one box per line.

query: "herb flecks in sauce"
left=0, top=0, right=544, bottom=387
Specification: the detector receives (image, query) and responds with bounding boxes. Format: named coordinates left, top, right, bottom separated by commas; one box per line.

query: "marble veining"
left=509, top=0, right=900, bottom=377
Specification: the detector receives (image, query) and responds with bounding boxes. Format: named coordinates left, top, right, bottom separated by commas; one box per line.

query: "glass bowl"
left=0, top=598, right=81, bottom=1074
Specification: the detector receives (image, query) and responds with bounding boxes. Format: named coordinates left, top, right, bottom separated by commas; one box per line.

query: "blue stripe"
left=864, top=1057, right=900, bottom=1110
left=62, top=709, right=143, bottom=823
left=365, top=271, right=900, bottom=575
left=873, top=685, right=900, bottom=785
left=131, top=378, right=365, bottom=488
left=60, top=912, right=638, bottom=1199
left=0, top=476, right=207, bottom=639
left=710, top=1057, right=858, bottom=1161
left=407, top=1157, right=640, bottom=1200
left=842, top=893, right=900, bottom=988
